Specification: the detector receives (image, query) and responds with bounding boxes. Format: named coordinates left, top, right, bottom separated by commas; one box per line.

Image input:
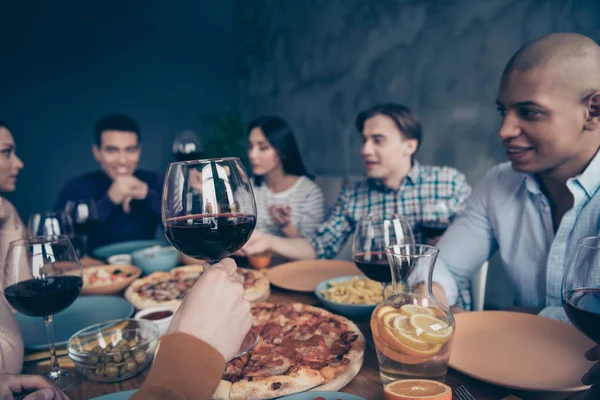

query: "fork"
left=455, top=385, right=476, bottom=400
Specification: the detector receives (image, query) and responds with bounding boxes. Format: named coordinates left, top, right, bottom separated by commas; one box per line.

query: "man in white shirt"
left=431, top=31, right=600, bottom=397
left=433, top=32, right=600, bottom=317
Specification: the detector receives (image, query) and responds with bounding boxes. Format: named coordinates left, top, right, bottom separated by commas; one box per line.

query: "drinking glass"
left=64, top=199, right=99, bottom=257
left=162, top=157, right=258, bottom=358
left=172, top=130, right=204, bottom=162
left=352, top=214, right=415, bottom=299
left=420, top=201, right=452, bottom=243
left=27, top=211, right=74, bottom=239
left=371, top=244, right=454, bottom=383
left=2, top=236, right=83, bottom=389
left=562, top=236, right=600, bottom=344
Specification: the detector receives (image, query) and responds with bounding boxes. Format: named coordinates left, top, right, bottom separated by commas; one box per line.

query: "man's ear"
left=404, top=138, right=418, bottom=157
left=583, top=91, right=600, bottom=131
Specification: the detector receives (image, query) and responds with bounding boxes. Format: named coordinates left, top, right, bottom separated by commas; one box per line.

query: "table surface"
left=24, top=288, right=590, bottom=400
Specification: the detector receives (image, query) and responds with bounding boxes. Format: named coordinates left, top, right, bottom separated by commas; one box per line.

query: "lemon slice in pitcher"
left=409, top=314, right=453, bottom=344
left=400, top=304, right=435, bottom=317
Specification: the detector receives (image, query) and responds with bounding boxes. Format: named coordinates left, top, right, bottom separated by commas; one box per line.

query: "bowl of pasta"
left=315, top=275, right=387, bottom=319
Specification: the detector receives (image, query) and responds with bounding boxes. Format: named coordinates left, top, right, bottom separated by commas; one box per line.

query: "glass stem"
left=381, top=282, right=388, bottom=300
left=44, top=315, right=61, bottom=379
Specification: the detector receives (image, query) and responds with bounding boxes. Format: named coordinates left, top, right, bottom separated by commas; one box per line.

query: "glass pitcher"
left=370, top=244, right=455, bottom=383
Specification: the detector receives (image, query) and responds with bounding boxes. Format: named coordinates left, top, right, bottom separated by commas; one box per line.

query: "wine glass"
left=420, top=201, right=452, bottom=244
left=353, top=214, right=415, bottom=299
left=27, top=211, right=74, bottom=239
left=64, top=199, right=99, bottom=257
left=172, top=130, right=204, bottom=162
left=162, top=157, right=259, bottom=358
left=2, top=236, right=83, bottom=389
left=562, top=236, right=600, bottom=344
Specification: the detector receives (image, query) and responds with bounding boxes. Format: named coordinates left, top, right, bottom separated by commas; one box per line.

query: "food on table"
left=141, top=310, right=174, bottom=321
left=383, top=379, right=452, bottom=400
left=125, top=265, right=270, bottom=309
left=248, top=251, right=272, bottom=269
left=371, top=304, right=453, bottom=377
left=88, top=339, right=149, bottom=380
left=213, top=303, right=366, bottom=400
left=83, top=268, right=135, bottom=286
left=320, top=276, right=390, bottom=305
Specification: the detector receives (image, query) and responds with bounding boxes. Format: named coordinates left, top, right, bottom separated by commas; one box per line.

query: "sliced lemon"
left=391, top=316, right=440, bottom=351
left=409, top=314, right=453, bottom=344
left=400, top=304, right=435, bottom=317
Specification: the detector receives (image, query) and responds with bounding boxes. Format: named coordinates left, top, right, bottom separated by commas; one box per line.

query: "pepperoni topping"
left=261, top=323, right=283, bottom=341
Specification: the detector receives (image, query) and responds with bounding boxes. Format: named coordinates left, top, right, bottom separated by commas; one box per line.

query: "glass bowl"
left=67, top=319, right=159, bottom=383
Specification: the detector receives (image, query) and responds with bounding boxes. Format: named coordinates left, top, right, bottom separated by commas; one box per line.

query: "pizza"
left=213, top=302, right=366, bottom=400
left=125, top=265, right=270, bottom=310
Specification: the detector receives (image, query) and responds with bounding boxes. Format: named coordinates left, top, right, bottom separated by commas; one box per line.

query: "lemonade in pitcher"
left=371, top=245, right=455, bottom=383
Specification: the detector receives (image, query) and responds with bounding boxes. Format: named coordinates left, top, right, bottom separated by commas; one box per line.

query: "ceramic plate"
left=16, top=295, right=134, bottom=350
left=89, top=390, right=137, bottom=400
left=266, top=260, right=362, bottom=292
left=278, top=391, right=367, bottom=400
left=449, top=311, right=594, bottom=391
left=81, top=265, right=142, bottom=295
left=92, top=240, right=164, bottom=260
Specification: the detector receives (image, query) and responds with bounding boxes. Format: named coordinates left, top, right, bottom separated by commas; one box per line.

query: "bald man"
left=432, top=32, right=600, bottom=320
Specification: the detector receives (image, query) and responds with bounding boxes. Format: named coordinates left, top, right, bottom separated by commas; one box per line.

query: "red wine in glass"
left=164, top=213, right=256, bottom=261
left=162, top=157, right=259, bottom=359
left=2, top=236, right=83, bottom=390
left=353, top=252, right=391, bottom=283
left=563, top=288, right=600, bottom=343
left=4, top=276, right=82, bottom=317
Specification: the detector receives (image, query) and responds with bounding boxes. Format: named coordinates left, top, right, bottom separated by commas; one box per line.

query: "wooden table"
left=24, top=287, right=590, bottom=400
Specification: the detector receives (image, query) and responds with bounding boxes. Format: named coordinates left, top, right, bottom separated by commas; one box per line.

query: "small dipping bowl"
left=107, top=254, right=133, bottom=266
left=134, top=306, right=176, bottom=337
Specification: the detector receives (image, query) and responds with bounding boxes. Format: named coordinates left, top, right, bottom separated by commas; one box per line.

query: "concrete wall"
left=1, top=0, right=238, bottom=219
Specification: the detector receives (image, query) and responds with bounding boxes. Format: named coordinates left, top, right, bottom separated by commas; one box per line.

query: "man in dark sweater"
left=55, top=114, right=163, bottom=251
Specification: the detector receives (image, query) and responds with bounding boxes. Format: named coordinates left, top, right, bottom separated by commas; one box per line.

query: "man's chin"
left=509, top=161, right=538, bottom=174
left=365, top=169, right=385, bottom=179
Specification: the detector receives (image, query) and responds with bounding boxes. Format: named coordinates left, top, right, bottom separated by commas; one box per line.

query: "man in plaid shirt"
left=242, top=103, right=471, bottom=266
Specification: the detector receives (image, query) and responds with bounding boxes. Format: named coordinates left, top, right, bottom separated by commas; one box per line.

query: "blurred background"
left=2, top=0, right=600, bottom=307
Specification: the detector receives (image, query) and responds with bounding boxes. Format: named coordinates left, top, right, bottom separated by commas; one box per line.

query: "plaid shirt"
left=307, top=161, right=472, bottom=259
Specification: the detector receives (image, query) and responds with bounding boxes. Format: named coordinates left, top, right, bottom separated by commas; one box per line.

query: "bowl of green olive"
left=68, top=319, right=159, bottom=383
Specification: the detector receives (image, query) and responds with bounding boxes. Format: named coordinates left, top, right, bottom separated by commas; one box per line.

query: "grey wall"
left=234, top=0, right=600, bottom=308
left=234, top=0, right=600, bottom=183
left=1, top=0, right=237, bottom=220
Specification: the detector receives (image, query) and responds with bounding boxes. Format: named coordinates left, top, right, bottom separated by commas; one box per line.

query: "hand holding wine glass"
left=162, top=157, right=258, bottom=358
left=167, top=258, right=252, bottom=361
left=2, top=236, right=82, bottom=389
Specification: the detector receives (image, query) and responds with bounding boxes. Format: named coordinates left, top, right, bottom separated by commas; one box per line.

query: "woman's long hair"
left=248, top=116, right=311, bottom=185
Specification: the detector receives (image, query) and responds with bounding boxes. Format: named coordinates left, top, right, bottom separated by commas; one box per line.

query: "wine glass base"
left=46, top=369, right=78, bottom=391
left=230, top=330, right=260, bottom=361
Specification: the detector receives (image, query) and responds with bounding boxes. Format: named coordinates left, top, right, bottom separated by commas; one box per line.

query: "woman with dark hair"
left=247, top=116, right=324, bottom=239
left=0, top=121, right=25, bottom=374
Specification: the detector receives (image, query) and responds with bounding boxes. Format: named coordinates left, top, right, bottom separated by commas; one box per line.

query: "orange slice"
left=377, top=306, right=399, bottom=319
left=383, top=379, right=452, bottom=400
left=400, top=304, right=435, bottom=317
left=371, top=319, right=433, bottom=364
left=409, top=315, right=453, bottom=345
left=375, top=316, right=442, bottom=358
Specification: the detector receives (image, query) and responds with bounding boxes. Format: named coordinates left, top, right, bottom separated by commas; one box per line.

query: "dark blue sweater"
left=54, top=170, right=164, bottom=251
